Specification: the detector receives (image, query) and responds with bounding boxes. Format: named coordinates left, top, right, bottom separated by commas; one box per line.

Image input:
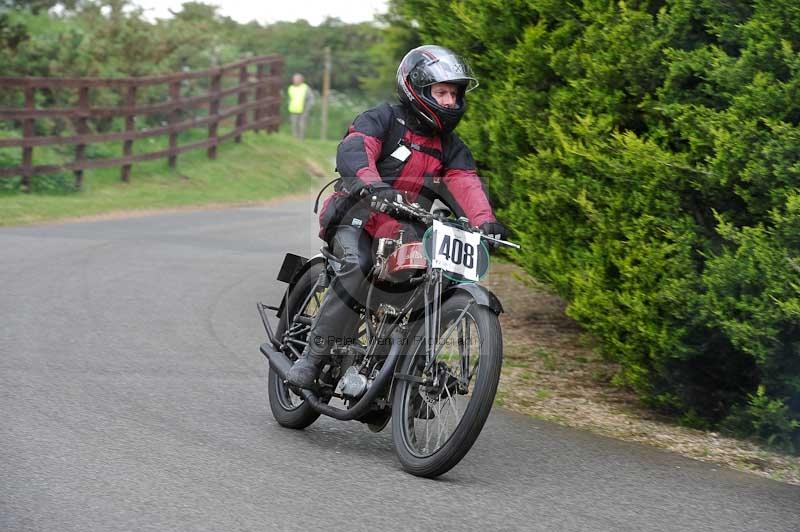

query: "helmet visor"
left=409, top=53, right=479, bottom=92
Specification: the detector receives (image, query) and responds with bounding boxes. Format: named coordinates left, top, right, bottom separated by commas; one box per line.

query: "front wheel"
left=391, top=292, right=503, bottom=477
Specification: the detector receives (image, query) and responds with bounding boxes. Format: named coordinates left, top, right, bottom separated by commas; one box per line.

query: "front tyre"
left=391, top=293, right=503, bottom=477
left=267, top=262, right=325, bottom=429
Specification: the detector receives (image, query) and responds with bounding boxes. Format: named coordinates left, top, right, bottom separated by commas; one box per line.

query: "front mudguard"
left=442, top=282, right=504, bottom=315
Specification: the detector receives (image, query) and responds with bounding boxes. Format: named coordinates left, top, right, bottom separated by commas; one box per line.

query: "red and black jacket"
left=319, top=103, right=497, bottom=241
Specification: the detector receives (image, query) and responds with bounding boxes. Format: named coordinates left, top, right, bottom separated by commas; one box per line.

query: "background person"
left=287, top=73, right=314, bottom=140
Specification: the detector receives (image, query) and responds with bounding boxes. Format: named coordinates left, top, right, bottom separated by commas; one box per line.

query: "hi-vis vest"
left=288, top=83, right=309, bottom=114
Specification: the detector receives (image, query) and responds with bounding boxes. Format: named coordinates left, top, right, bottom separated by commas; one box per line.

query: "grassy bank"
left=0, top=131, right=339, bottom=226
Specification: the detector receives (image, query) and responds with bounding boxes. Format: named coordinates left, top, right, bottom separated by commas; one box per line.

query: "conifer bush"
left=394, top=0, right=800, bottom=450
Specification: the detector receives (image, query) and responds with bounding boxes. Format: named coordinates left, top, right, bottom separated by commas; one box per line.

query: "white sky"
left=131, top=0, right=389, bottom=26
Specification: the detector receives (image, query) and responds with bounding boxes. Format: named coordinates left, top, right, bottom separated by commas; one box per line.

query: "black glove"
left=479, top=221, right=508, bottom=249
left=364, top=183, right=403, bottom=210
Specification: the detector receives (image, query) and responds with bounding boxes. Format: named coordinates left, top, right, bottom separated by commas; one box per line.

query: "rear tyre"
left=267, top=263, right=325, bottom=429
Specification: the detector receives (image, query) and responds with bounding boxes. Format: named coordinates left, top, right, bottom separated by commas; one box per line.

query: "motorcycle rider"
left=286, top=45, right=507, bottom=389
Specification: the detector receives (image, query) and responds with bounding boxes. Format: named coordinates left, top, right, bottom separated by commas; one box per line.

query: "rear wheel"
left=267, top=263, right=326, bottom=429
left=391, top=293, right=503, bottom=477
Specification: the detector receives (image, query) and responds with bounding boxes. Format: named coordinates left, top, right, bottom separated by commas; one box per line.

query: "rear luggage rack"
left=257, top=302, right=281, bottom=349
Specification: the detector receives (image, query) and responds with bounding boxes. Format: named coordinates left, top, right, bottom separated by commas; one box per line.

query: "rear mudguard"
left=274, top=253, right=326, bottom=319
left=442, top=282, right=504, bottom=315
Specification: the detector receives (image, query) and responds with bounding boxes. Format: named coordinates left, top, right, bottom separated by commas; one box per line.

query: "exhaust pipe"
left=260, top=331, right=404, bottom=421
left=260, top=342, right=294, bottom=378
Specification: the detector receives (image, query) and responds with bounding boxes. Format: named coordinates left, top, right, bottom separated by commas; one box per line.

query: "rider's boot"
left=285, top=280, right=351, bottom=389
left=286, top=341, right=329, bottom=389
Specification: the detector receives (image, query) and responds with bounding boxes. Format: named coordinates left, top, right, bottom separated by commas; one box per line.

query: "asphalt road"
left=1, top=198, right=798, bottom=532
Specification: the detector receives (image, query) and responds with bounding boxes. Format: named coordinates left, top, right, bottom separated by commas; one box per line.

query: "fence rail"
left=0, top=55, right=284, bottom=190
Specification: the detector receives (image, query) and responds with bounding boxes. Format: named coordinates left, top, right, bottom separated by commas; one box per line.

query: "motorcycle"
left=257, top=193, right=519, bottom=478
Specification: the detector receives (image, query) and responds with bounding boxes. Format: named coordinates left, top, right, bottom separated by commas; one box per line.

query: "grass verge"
left=485, top=261, right=800, bottom=486
left=0, top=131, right=338, bottom=226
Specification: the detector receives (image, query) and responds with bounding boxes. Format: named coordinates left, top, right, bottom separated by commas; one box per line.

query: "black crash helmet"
left=396, top=44, right=479, bottom=134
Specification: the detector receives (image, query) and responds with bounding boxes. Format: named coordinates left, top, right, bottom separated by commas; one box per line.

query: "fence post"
left=207, top=72, right=222, bottom=159
left=168, top=81, right=180, bottom=168
left=73, top=86, right=90, bottom=190
left=269, top=60, right=283, bottom=133
left=235, top=65, right=248, bottom=143
left=121, top=85, right=137, bottom=182
left=21, top=87, right=35, bottom=193
left=254, top=63, right=266, bottom=131
left=321, top=46, right=331, bottom=141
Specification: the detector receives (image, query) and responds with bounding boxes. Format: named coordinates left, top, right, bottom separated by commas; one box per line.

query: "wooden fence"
left=0, top=55, right=283, bottom=191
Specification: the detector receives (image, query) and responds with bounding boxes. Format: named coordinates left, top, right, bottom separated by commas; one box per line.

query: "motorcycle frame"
left=259, top=200, right=506, bottom=422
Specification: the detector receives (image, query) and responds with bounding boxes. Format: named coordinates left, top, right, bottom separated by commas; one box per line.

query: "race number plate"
left=430, top=219, right=482, bottom=281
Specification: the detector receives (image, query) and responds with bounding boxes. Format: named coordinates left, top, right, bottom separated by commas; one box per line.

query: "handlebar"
left=366, top=193, right=521, bottom=250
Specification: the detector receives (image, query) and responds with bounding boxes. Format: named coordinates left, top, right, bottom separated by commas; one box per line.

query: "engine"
left=335, top=365, right=369, bottom=399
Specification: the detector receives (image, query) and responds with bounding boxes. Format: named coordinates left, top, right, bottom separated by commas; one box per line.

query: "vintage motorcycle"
left=257, top=194, right=518, bottom=478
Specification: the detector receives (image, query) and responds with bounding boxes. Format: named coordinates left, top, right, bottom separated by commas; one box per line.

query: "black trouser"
left=307, top=220, right=429, bottom=356
left=306, top=226, right=374, bottom=355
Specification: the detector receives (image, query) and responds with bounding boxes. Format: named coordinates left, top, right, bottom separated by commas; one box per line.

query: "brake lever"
left=369, top=195, right=393, bottom=213
left=369, top=196, right=433, bottom=224
left=479, top=233, right=521, bottom=249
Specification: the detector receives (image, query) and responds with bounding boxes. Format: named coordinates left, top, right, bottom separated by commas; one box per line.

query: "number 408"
left=438, top=235, right=475, bottom=269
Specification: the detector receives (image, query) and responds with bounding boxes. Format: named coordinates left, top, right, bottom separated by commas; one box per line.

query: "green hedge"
left=394, top=0, right=800, bottom=451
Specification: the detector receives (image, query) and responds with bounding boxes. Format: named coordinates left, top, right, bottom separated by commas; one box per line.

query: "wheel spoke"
left=432, top=302, right=473, bottom=361
left=461, top=319, right=471, bottom=382
left=443, top=379, right=460, bottom=419
left=435, top=400, right=445, bottom=450
left=425, top=398, right=430, bottom=451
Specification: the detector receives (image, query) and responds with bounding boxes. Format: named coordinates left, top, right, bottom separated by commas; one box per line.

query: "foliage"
left=391, top=0, right=800, bottom=451
left=723, top=386, right=800, bottom=453
left=359, top=1, right=422, bottom=101
left=0, top=1, right=390, bottom=102
left=0, top=1, right=398, bottom=187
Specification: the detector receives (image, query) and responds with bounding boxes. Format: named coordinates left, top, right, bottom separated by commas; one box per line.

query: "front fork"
left=422, top=268, right=475, bottom=390
left=424, top=268, right=445, bottom=386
